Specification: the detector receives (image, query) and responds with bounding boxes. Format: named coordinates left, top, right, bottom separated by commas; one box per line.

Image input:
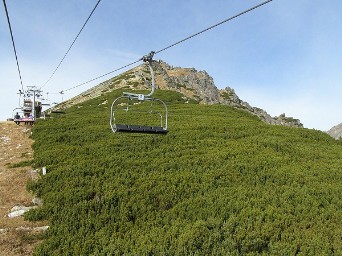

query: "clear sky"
left=1, top=0, right=341, bottom=131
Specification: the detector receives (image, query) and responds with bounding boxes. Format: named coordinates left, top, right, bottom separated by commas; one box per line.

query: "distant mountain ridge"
left=327, top=123, right=342, bottom=139
left=54, top=61, right=303, bottom=128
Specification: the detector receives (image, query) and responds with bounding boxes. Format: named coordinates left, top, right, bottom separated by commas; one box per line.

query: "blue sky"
left=1, top=0, right=341, bottom=131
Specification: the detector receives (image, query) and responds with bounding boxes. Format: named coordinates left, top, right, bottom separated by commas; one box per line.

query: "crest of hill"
left=327, top=123, right=342, bottom=139
left=54, top=61, right=303, bottom=128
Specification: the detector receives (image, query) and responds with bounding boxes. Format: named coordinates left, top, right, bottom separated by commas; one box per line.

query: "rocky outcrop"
left=154, top=61, right=220, bottom=104
left=51, top=61, right=303, bottom=128
left=327, top=123, right=342, bottom=139
left=219, top=87, right=303, bottom=127
left=7, top=205, right=36, bottom=218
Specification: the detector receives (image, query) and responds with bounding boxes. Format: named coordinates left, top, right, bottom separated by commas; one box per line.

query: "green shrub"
left=29, top=89, right=342, bottom=255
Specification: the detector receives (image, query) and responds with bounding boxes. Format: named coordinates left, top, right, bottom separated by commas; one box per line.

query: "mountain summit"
left=55, top=61, right=303, bottom=128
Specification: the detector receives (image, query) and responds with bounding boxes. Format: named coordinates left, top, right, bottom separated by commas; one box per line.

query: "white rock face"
left=327, top=123, right=342, bottom=139
left=7, top=205, right=36, bottom=218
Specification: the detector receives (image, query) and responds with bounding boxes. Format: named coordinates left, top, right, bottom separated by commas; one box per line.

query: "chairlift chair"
left=110, top=52, right=168, bottom=134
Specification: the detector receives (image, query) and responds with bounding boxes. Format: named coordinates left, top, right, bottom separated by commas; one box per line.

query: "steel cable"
left=41, top=0, right=102, bottom=89
left=2, top=0, right=24, bottom=91
left=55, top=0, right=273, bottom=94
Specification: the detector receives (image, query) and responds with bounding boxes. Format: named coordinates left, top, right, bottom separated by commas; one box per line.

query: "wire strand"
left=56, top=0, right=273, bottom=95
left=2, top=0, right=24, bottom=91
left=155, top=0, right=273, bottom=55
left=41, top=0, right=102, bottom=89
left=62, top=59, right=141, bottom=93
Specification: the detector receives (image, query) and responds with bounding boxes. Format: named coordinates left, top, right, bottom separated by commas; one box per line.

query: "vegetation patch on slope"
left=27, top=90, right=342, bottom=255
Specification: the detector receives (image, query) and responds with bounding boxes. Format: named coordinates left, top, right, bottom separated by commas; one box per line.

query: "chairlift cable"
left=61, top=59, right=141, bottom=93
left=55, top=0, right=272, bottom=95
left=2, top=0, right=24, bottom=91
left=155, top=0, right=273, bottom=55
left=40, top=0, right=102, bottom=89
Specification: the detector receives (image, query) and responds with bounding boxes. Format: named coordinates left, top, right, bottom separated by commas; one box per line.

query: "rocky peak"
left=52, top=61, right=303, bottom=128
left=154, top=60, right=220, bottom=104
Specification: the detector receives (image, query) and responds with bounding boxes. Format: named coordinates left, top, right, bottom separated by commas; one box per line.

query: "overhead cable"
left=155, top=0, right=273, bottom=55
left=2, top=0, right=24, bottom=91
left=56, top=0, right=272, bottom=94
left=41, top=0, right=102, bottom=89
left=61, top=59, right=141, bottom=93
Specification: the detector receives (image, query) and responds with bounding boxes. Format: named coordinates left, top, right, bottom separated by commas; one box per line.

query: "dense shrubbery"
left=27, top=89, right=342, bottom=255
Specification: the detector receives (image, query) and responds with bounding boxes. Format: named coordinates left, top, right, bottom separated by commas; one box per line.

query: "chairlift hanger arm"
left=123, top=51, right=157, bottom=99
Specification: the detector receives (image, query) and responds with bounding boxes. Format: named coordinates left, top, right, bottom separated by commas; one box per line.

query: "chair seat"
left=115, top=124, right=168, bottom=134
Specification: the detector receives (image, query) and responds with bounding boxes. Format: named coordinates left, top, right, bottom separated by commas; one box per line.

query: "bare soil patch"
left=0, top=122, right=47, bottom=256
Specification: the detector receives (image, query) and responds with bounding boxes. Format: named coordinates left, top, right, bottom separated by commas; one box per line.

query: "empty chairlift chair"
left=110, top=52, right=168, bottom=134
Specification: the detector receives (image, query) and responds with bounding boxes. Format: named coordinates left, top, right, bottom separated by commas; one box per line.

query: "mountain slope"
left=27, top=89, right=342, bottom=255
left=54, top=61, right=303, bottom=128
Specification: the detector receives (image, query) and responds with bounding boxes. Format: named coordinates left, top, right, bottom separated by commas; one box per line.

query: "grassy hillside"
left=27, top=89, right=342, bottom=255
